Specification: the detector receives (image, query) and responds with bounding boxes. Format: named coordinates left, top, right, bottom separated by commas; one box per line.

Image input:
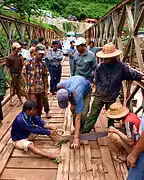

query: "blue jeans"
left=49, top=64, right=62, bottom=93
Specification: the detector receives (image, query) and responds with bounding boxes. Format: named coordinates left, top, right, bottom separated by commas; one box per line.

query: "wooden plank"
left=0, top=144, right=14, bottom=175
left=100, top=146, right=117, bottom=180
left=11, top=148, right=59, bottom=158
left=0, top=131, right=10, bottom=154
left=91, top=148, right=101, bottom=158
left=6, top=157, right=58, bottom=169
left=1, top=169, right=57, bottom=180
left=0, top=106, right=22, bottom=140
left=84, top=144, right=92, bottom=171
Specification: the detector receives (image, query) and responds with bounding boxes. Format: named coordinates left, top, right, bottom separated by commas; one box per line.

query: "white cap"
left=75, top=37, right=86, bottom=46
left=12, top=42, right=21, bottom=48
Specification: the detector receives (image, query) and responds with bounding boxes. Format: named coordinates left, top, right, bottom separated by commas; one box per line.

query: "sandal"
left=56, top=140, right=68, bottom=148
left=52, top=155, right=62, bottom=163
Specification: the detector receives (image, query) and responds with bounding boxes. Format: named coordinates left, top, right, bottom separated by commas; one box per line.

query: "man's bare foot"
left=46, top=113, right=52, bottom=119
left=9, top=102, right=14, bottom=107
left=16, top=101, right=23, bottom=107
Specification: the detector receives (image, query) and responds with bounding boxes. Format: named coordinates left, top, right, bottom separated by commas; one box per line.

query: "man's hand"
left=108, top=126, right=117, bottom=134
left=70, top=104, right=75, bottom=114
left=50, top=129, right=56, bottom=136
left=44, top=89, right=48, bottom=95
left=127, top=153, right=138, bottom=168
left=71, top=138, right=80, bottom=149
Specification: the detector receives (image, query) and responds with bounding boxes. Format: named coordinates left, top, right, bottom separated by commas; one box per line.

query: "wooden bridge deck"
left=0, top=58, right=128, bottom=180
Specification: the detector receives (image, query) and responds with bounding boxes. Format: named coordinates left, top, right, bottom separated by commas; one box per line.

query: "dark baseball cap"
left=57, top=89, right=69, bottom=109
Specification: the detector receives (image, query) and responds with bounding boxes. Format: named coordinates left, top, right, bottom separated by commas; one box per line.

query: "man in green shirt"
left=72, top=37, right=97, bottom=80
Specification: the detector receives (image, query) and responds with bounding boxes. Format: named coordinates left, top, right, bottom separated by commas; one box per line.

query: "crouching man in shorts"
left=10, top=100, right=61, bottom=163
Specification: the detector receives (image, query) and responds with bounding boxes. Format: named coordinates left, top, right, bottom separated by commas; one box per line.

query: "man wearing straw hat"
left=81, top=43, right=144, bottom=133
left=106, top=102, right=140, bottom=161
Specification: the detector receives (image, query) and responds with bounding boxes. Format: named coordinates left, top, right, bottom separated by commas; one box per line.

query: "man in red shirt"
left=106, top=102, right=140, bottom=161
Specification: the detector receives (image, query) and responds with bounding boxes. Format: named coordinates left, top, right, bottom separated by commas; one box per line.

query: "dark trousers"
left=81, top=97, right=116, bottom=133
left=43, top=94, right=50, bottom=113
left=0, top=98, right=3, bottom=121
left=28, top=93, right=42, bottom=117
left=49, top=64, right=62, bottom=93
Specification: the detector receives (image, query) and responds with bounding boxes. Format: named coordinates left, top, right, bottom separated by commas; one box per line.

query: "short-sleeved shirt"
left=47, top=49, right=63, bottom=66
left=87, top=46, right=102, bottom=56
left=57, top=75, right=91, bottom=114
left=72, top=50, right=96, bottom=79
left=124, top=113, right=140, bottom=139
left=6, top=53, right=23, bottom=74
left=23, top=58, right=48, bottom=93
left=95, top=60, right=142, bottom=101
left=68, top=47, right=76, bottom=60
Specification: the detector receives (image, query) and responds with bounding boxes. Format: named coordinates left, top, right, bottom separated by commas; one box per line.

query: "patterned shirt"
left=23, top=58, right=48, bottom=93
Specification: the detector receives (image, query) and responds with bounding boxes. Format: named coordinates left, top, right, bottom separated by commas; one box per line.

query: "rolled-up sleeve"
left=123, top=64, right=142, bottom=81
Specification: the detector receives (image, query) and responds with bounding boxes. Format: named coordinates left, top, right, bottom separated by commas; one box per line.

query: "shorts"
left=12, top=139, right=33, bottom=152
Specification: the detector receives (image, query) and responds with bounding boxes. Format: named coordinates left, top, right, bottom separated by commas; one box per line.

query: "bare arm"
left=71, top=113, right=81, bottom=149
left=122, top=81, right=127, bottom=106
left=127, top=131, right=144, bottom=168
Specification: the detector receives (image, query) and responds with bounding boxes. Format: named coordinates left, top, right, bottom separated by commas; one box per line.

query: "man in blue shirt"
left=57, top=75, right=91, bottom=149
left=47, top=41, right=63, bottom=95
left=68, top=40, right=76, bottom=75
left=87, top=40, right=102, bottom=56
left=81, top=43, right=144, bottom=133
left=11, top=100, right=60, bottom=162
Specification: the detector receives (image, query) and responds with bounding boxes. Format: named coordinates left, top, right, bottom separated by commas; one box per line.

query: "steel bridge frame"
left=85, top=0, right=144, bottom=114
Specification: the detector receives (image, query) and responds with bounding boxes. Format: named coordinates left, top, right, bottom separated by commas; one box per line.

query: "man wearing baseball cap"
left=57, top=75, right=91, bottom=149
left=22, top=44, right=48, bottom=117
left=81, top=43, right=144, bottom=133
left=72, top=37, right=96, bottom=80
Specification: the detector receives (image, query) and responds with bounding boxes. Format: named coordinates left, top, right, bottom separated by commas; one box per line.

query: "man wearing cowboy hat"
left=106, top=102, right=140, bottom=161
left=81, top=43, right=144, bottom=133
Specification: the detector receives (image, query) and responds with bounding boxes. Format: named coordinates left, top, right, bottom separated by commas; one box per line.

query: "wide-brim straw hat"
left=105, top=102, right=129, bottom=119
left=96, top=43, right=122, bottom=58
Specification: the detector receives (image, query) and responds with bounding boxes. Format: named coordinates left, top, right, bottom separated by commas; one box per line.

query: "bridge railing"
left=0, top=14, right=57, bottom=57
left=85, top=0, right=144, bottom=115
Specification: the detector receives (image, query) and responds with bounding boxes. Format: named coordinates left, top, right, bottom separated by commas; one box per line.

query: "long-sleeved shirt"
left=11, top=112, right=50, bottom=141
left=95, top=60, right=143, bottom=101
left=47, top=49, right=63, bottom=66
left=72, top=50, right=96, bottom=79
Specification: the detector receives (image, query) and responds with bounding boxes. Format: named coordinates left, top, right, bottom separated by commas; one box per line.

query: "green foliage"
left=3, top=0, right=121, bottom=21
left=48, top=0, right=121, bottom=20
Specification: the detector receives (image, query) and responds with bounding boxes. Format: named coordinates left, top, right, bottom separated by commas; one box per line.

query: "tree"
left=4, top=0, right=47, bottom=21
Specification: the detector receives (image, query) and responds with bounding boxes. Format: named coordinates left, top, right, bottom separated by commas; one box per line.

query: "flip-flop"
left=52, top=155, right=62, bottom=163
left=56, top=140, right=68, bottom=148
